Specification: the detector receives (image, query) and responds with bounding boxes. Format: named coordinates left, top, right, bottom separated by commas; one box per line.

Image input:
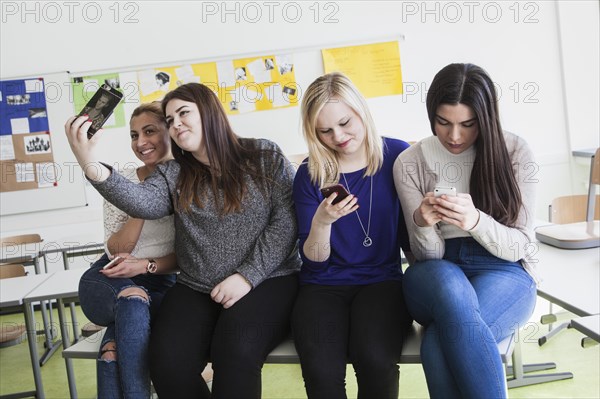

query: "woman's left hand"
left=100, top=253, right=146, bottom=278
left=210, top=273, right=252, bottom=309
left=433, top=193, right=480, bottom=231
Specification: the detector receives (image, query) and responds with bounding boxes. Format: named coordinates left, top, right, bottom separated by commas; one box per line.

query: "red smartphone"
left=102, top=256, right=123, bottom=270
left=320, top=184, right=350, bottom=205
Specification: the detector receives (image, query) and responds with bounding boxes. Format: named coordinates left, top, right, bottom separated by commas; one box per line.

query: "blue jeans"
left=403, top=237, right=536, bottom=399
left=79, top=254, right=176, bottom=399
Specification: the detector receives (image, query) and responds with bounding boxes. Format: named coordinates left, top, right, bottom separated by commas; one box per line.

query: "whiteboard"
left=0, top=72, right=88, bottom=216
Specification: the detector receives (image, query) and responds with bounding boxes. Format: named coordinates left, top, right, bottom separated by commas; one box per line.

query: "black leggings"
left=291, top=280, right=413, bottom=399
left=149, top=274, right=298, bottom=399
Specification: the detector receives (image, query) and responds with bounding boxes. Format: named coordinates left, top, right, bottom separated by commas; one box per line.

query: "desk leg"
left=56, top=298, right=78, bottom=399
left=506, top=339, right=574, bottom=388
left=61, top=252, right=80, bottom=342
left=34, top=255, right=62, bottom=366
left=24, top=301, right=45, bottom=399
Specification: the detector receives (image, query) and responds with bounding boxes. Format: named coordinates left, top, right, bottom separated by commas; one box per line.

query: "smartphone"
left=320, top=184, right=350, bottom=205
left=434, top=186, right=457, bottom=198
left=78, top=84, right=123, bottom=139
left=102, top=256, right=123, bottom=270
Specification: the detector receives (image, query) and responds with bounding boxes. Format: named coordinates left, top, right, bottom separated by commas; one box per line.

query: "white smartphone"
left=434, top=186, right=457, bottom=198
left=102, top=256, right=123, bottom=270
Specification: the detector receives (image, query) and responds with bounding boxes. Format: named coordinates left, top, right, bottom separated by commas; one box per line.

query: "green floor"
left=0, top=306, right=598, bottom=399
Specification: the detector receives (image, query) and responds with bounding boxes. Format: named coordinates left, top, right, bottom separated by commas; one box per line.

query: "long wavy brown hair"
left=162, top=83, right=269, bottom=214
left=426, top=63, right=522, bottom=226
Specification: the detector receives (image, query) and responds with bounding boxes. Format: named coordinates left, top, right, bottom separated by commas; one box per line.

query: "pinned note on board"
left=322, top=41, right=403, bottom=98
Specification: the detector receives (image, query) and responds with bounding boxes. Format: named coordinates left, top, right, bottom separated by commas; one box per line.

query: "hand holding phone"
left=320, top=184, right=350, bottom=205
left=78, top=84, right=123, bottom=139
left=434, top=186, right=457, bottom=198
left=103, top=256, right=124, bottom=270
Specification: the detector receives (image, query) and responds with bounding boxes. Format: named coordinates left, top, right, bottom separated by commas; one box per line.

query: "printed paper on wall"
left=322, top=41, right=403, bottom=98
left=217, top=54, right=299, bottom=115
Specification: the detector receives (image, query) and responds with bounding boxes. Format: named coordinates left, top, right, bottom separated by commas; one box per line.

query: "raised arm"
left=65, top=115, right=174, bottom=219
left=65, top=115, right=112, bottom=182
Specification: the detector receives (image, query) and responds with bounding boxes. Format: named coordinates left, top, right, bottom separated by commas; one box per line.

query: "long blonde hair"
left=301, top=72, right=383, bottom=187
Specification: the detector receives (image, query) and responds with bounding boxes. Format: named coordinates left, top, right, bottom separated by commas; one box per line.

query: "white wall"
left=1, top=0, right=598, bottom=239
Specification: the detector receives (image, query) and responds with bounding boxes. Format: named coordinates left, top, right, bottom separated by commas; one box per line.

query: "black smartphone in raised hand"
left=320, top=184, right=351, bottom=205
left=78, top=84, right=123, bottom=139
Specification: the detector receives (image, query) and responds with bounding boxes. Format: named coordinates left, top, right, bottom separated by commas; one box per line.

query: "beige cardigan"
left=393, top=132, right=540, bottom=284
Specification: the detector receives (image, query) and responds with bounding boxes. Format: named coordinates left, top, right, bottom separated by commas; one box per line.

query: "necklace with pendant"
left=341, top=173, right=373, bottom=247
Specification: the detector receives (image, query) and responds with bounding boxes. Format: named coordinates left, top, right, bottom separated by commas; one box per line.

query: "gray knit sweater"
left=91, top=138, right=301, bottom=293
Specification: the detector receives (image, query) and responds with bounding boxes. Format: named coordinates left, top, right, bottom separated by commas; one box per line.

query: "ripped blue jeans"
left=79, top=254, right=176, bottom=399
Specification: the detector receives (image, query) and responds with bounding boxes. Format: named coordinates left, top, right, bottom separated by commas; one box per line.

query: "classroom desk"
left=570, top=315, right=600, bottom=344
left=38, top=234, right=104, bottom=347
left=23, top=268, right=87, bottom=399
left=572, top=148, right=597, bottom=158
left=38, top=235, right=104, bottom=271
left=0, top=273, right=53, bottom=399
left=1, top=233, right=105, bottom=366
left=535, top=242, right=599, bottom=316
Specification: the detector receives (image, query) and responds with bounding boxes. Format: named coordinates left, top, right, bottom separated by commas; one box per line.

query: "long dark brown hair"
left=426, top=63, right=522, bottom=226
left=162, top=83, right=267, bottom=214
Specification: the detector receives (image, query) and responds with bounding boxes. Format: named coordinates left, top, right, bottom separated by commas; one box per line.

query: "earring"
left=181, top=148, right=185, bottom=155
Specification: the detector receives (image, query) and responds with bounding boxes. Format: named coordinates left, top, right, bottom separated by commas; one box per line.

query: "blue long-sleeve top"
left=293, top=137, right=411, bottom=285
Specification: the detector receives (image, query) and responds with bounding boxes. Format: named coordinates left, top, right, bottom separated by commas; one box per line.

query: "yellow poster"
left=322, top=41, right=403, bottom=98
left=137, top=63, right=218, bottom=103
left=216, top=54, right=299, bottom=115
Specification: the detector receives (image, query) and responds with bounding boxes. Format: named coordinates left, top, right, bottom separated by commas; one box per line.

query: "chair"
left=536, top=147, right=600, bottom=249
left=549, top=195, right=600, bottom=224
left=0, top=264, right=28, bottom=348
left=536, top=148, right=600, bottom=345
left=0, top=234, right=44, bottom=274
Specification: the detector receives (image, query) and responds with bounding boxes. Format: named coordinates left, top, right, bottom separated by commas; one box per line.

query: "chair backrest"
left=550, top=195, right=600, bottom=224
left=587, top=148, right=600, bottom=221
left=591, top=148, right=600, bottom=186
left=0, top=264, right=27, bottom=279
left=0, top=234, right=43, bottom=247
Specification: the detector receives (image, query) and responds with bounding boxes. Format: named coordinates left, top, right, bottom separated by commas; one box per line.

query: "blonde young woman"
left=291, top=72, right=413, bottom=398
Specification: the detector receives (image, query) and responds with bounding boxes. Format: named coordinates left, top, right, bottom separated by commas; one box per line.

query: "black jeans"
left=149, top=274, right=298, bottom=399
left=291, top=280, right=412, bottom=399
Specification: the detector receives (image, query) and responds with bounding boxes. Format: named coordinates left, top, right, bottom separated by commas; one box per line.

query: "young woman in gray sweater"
left=65, top=83, right=301, bottom=399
